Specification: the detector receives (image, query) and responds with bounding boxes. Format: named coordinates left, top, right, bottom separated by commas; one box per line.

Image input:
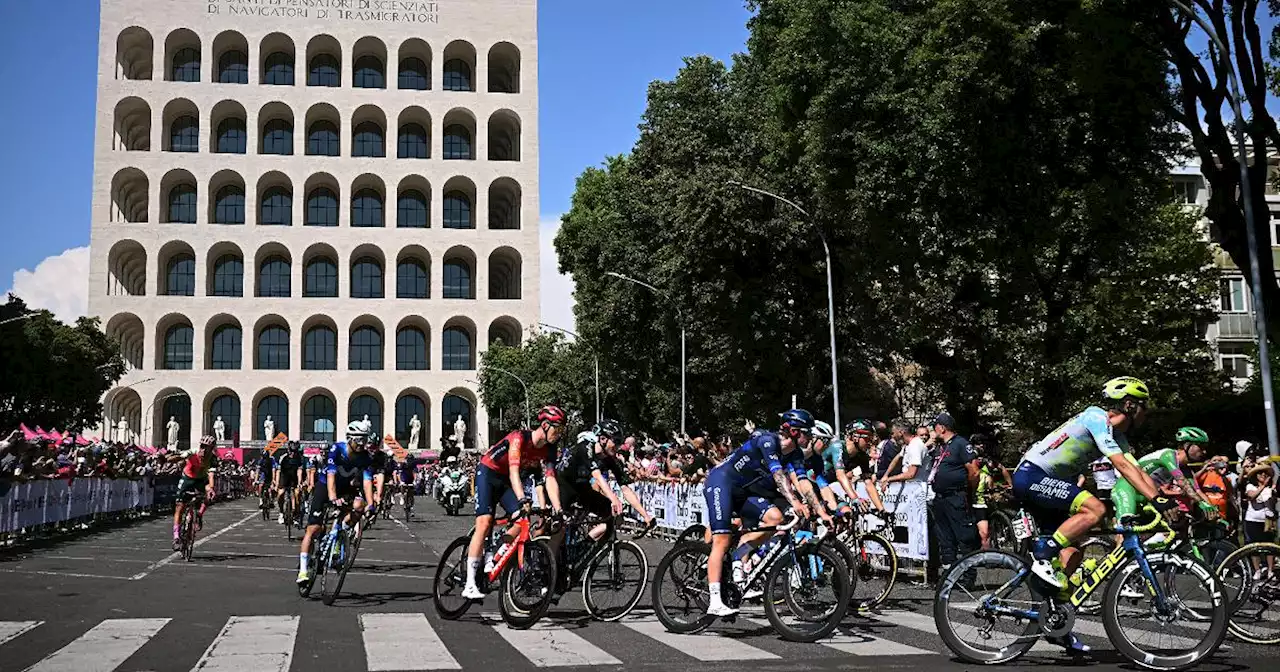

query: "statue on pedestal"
left=408, top=414, right=421, bottom=451
left=116, top=417, right=129, bottom=444
left=166, top=416, right=179, bottom=450
left=453, top=414, right=467, bottom=451
left=264, top=415, right=275, bottom=440
left=213, top=416, right=226, bottom=442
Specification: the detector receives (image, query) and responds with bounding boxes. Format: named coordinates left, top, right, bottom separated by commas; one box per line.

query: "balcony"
left=1216, top=312, right=1257, bottom=339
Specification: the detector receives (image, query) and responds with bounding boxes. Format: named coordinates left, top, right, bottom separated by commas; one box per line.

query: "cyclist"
left=256, top=447, right=276, bottom=512
left=296, top=420, right=377, bottom=585
left=800, top=420, right=850, bottom=521
left=275, top=441, right=305, bottom=525
left=703, top=408, right=815, bottom=618
left=369, top=444, right=392, bottom=519
left=1111, top=426, right=1218, bottom=522
left=437, top=455, right=464, bottom=503
left=835, top=420, right=888, bottom=513
left=169, top=435, right=218, bottom=550
left=393, top=453, right=419, bottom=518
left=462, top=405, right=567, bottom=601
left=555, top=419, right=656, bottom=534
left=971, top=433, right=1012, bottom=549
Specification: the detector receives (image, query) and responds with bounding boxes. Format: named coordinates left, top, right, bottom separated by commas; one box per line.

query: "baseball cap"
left=933, top=412, right=955, bottom=430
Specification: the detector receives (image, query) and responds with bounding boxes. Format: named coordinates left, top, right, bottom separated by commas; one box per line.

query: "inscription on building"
left=206, top=0, right=442, bottom=24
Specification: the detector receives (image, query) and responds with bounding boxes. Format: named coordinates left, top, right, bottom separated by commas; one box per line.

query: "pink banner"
left=20, top=424, right=38, bottom=441
left=216, top=448, right=244, bottom=464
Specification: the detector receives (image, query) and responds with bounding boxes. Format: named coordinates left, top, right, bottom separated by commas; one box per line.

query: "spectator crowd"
left=0, top=428, right=250, bottom=485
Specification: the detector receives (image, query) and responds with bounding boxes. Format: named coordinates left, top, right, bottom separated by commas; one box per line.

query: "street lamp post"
left=730, top=181, right=842, bottom=432
left=489, top=366, right=531, bottom=428
left=1169, top=1, right=1279, bottom=457
left=606, top=271, right=686, bottom=435
left=539, top=322, right=600, bottom=423
left=0, top=314, right=36, bottom=327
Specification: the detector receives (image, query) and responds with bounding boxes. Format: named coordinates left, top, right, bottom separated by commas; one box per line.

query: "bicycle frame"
left=733, top=514, right=808, bottom=590
left=485, top=514, right=535, bottom=584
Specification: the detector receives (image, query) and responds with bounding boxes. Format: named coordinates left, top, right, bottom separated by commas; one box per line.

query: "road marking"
left=888, top=608, right=1056, bottom=653
left=165, top=563, right=431, bottom=580
left=359, top=613, right=460, bottom=671
left=130, top=510, right=259, bottom=580
left=738, top=615, right=932, bottom=657
left=192, top=615, right=299, bottom=672
left=485, top=614, right=622, bottom=667
left=621, top=616, right=779, bottom=660
left=26, top=618, right=169, bottom=672
left=0, top=568, right=132, bottom=581
left=0, top=621, right=41, bottom=646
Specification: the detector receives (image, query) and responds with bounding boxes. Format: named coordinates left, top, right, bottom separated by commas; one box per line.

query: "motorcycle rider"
left=437, top=456, right=465, bottom=506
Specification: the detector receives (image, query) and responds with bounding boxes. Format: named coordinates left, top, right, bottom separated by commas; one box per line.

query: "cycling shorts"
left=1012, top=461, right=1092, bottom=516
left=305, top=483, right=367, bottom=527
left=257, top=469, right=273, bottom=484
left=176, top=476, right=207, bottom=500
left=473, top=464, right=521, bottom=517
left=278, top=472, right=299, bottom=490
left=704, top=465, right=778, bottom=534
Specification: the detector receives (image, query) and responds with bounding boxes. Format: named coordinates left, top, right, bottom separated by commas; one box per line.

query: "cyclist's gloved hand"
left=518, top=496, right=532, bottom=515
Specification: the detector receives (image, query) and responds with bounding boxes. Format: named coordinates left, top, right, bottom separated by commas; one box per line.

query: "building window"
left=257, top=256, right=291, bottom=297
left=165, top=254, right=195, bottom=296
left=443, top=260, right=472, bottom=299
left=397, top=259, right=428, bottom=298
left=443, top=59, right=471, bottom=91
left=264, top=52, right=294, bottom=85
left=349, top=395, right=382, bottom=438
left=171, top=47, right=201, bottom=82
left=210, top=324, right=242, bottom=369
left=168, top=184, right=197, bottom=223
left=443, top=125, right=472, bottom=159
left=396, top=328, right=427, bottom=370
left=349, top=326, right=383, bottom=370
left=397, top=190, right=428, bottom=228
left=261, top=119, right=294, bottom=155
left=397, top=124, right=428, bottom=159
left=170, top=116, right=199, bottom=152
left=255, top=395, right=288, bottom=440
left=307, top=121, right=340, bottom=156
left=303, top=394, right=336, bottom=442
left=351, top=189, right=384, bottom=227
left=1173, top=177, right=1200, bottom=205
left=308, top=54, right=339, bottom=87
left=212, top=254, right=243, bottom=297
left=1220, top=278, right=1247, bottom=313
left=257, top=325, right=289, bottom=370
left=443, top=192, right=473, bottom=229
left=260, top=187, right=292, bottom=225
left=399, top=57, right=428, bottom=90
left=163, top=324, right=194, bottom=369
left=442, top=327, right=472, bottom=370
left=1220, top=344, right=1251, bottom=380
left=217, top=50, right=248, bottom=84
left=216, top=118, right=247, bottom=154
left=351, top=257, right=384, bottom=298
left=304, top=257, right=338, bottom=297
left=214, top=185, right=245, bottom=224
left=306, top=187, right=338, bottom=226
left=353, top=55, right=385, bottom=88
left=303, top=326, right=337, bottom=370
left=353, top=122, right=385, bottom=157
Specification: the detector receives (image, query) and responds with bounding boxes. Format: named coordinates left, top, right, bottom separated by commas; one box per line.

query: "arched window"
left=264, top=52, right=294, bottom=85
left=210, top=324, right=242, bottom=369
left=304, top=257, right=338, bottom=297
left=398, top=57, right=428, bottom=90
left=303, top=395, right=336, bottom=441
left=261, top=119, right=293, bottom=155
left=209, top=395, right=240, bottom=439
left=305, top=187, right=338, bottom=226
left=257, top=256, right=291, bottom=297
left=161, top=395, right=192, bottom=449
left=351, top=189, right=384, bottom=227
left=307, top=121, right=339, bottom=156
left=257, top=325, right=289, bottom=369
left=349, top=326, right=383, bottom=370
left=396, top=328, right=427, bottom=370
left=214, top=185, right=245, bottom=224
left=443, top=59, right=471, bottom=91
left=351, top=257, right=383, bottom=298
left=216, top=118, right=247, bottom=154
left=255, top=394, right=288, bottom=440
left=397, top=124, right=428, bottom=159
left=165, top=254, right=195, bottom=296
left=163, top=324, right=194, bottom=369
left=395, top=395, right=427, bottom=442
left=397, top=190, right=428, bottom=228
left=443, top=260, right=472, bottom=299
left=303, top=326, right=337, bottom=370
left=260, top=187, right=292, bottom=225
left=443, top=192, right=472, bottom=229
left=308, top=54, right=339, bottom=87
left=217, top=50, right=248, bottom=83
left=441, top=395, right=473, bottom=446
left=172, top=47, right=201, bottom=82
left=353, top=55, right=385, bottom=88
left=349, top=395, right=382, bottom=437
left=442, top=327, right=472, bottom=370
left=396, top=259, right=428, bottom=298
left=170, top=116, right=199, bottom=152
left=212, top=254, right=243, bottom=297
left=443, top=125, right=472, bottom=160
left=353, top=122, right=385, bottom=157
left=168, top=184, right=197, bottom=223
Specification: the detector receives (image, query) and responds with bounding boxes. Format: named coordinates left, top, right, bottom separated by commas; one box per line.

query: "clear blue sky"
left=0, top=1, right=752, bottom=294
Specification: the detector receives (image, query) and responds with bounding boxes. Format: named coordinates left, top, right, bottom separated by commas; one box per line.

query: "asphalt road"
left=0, top=495, right=1266, bottom=672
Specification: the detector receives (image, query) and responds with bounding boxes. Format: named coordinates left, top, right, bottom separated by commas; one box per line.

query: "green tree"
left=0, top=295, right=125, bottom=432
left=477, top=332, right=596, bottom=432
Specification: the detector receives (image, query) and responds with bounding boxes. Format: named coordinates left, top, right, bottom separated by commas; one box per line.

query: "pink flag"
left=35, top=426, right=50, bottom=440
left=47, top=428, right=63, bottom=443
left=20, top=424, right=39, bottom=441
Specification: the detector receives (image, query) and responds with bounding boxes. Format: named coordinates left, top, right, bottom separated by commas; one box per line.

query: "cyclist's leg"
left=465, top=465, right=511, bottom=596
left=1012, top=462, right=1103, bottom=580
left=297, top=485, right=329, bottom=581
left=975, top=506, right=991, bottom=549
left=704, top=467, right=738, bottom=614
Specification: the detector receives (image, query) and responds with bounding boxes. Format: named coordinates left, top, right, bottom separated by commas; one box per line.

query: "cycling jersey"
left=317, top=442, right=376, bottom=486
left=181, top=448, right=215, bottom=480
left=703, top=431, right=807, bottom=534
left=396, top=458, right=417, bottom=483
left=557, top=440, right=631, bottom=487
left=479, top=429, right=555, bottom=475
left=1111, top=448, right=1194, bottom=519
left=1021, top=406, right=1130, bottom=478
left=277, top=453, right=304, bottom=486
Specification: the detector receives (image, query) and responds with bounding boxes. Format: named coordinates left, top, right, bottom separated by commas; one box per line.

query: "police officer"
left=926, top=412, right=980, bottom=571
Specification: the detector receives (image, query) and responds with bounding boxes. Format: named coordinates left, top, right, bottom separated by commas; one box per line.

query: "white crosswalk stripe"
left=26, top=618, right=170, bottom=672
left=485, top=614, right=622, bottom=667
left=192, top=615, right=299, bottom=672
left=359, top=613, right=461, bottom=671
left=0, top=621, right=41, bottom=646
left=621, top=615, right=780, bottom=660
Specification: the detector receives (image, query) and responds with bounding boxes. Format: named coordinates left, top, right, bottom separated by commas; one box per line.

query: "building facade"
left=89, top=0, right=539, bottom=451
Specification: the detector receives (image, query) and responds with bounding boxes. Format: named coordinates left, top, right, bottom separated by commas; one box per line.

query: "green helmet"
left=1102, top=376, right=1150, bottom=402
left=1175, top=426, right=1209, bottom=444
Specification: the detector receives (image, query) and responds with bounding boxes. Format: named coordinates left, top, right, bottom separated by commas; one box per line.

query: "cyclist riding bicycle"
left=555, top=419, right=656, bottom=532
left=369, top=444, right=393, bottom=517
left=275, top=442, right=305, bottom=525
left=1111, top=426, right=1218, bottom=523
left=835, top=420, right=888, bottom=513
left=462, top=404, right=567, bottom=601
left=256, top=447, right=276, bottom=510
left=296, top=420, right=377, bottom=585
left=703, top=408, right=816, bottom=617
left=393, top=453, right=419, bottom=513
left=168, top=435, right=218, bottom=550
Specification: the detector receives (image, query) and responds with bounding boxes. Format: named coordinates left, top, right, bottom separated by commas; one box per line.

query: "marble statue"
left=166, top=416, right=179, bottom=449
left=453, top=414, right=466, bottom=449
left=213, top=416, right=225, bottom=442
left=116, top=417, right=129, bottom=444
left=264, top=415, right=275, bottom=440
left=408, top=414, right=421, bottom=451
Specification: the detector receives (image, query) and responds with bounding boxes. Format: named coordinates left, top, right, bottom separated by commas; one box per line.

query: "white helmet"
left=813, top=420, right=835, bottom=441
left=347, top=420, right=372, bottom=439
left=577, top=430, right=598, bottom=444
left=446, top=455, right=458, bottom=464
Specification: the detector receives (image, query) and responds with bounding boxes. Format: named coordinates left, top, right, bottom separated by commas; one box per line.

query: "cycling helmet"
left=346, top=420, right=372, bottom=441
left=597, top=418, right=623, bottom=441
left=199, top=435, right=216, bottom=447
left=288, top=441, right=301, bottom=452
left=843, top=419, right=873, bottom=438
left=1102, top=376, right=1150, bottom=402
left=537, top=404, right=568, bottom=425
left=446, top=455, right=457, bottom=464
left=779, top=409, right=815, bottom=433
left=576, top=430, right=598, bottom=444
left=1175, top=426, right=1209, bottom=444
left=812, top=420, right=835, bottom=441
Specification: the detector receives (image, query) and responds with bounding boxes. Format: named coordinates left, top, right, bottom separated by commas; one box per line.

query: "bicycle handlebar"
left=1121, top=504, right=1170, bottom=534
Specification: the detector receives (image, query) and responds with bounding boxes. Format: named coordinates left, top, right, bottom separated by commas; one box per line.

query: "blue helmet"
left=779, top=409, right=815, bottom=433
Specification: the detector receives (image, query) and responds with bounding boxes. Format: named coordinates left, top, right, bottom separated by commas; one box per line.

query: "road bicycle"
left=433, top=507, right=558, bottom=629
left=835, top=503, right=898, bottom=611
left=297, top=501, right=368, bottom=606
left=651, top=511, right=851, bottom=642
left=545, top=509, right=651, bottom=621
left=279, top=486, right=296, bottom=541
left=934, top=503, right=1227, bottom=671
left=175, top=490, right=204, bottom=562
left=1212, top=541, right=1280, bottom=644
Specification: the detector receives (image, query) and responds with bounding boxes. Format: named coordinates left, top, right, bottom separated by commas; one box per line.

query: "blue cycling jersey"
left=317, top=442, right=376, bottom=485
left=719, top=430, right=808, bottom=493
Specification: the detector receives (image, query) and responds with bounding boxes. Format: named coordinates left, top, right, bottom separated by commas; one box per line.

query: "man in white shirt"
left=879, top=425, right=929, bottom=492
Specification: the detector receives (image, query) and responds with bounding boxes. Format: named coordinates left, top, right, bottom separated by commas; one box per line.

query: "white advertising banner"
left=0, top=478, right=154, bottom=534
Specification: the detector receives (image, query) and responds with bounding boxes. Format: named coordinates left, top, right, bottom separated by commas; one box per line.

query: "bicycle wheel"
left=675, top=523, right=707, bottom=546
left=284, top=495, right=294, bottom=541
left=583, top=540, right=648, bottom=621
left=498, top=538, right=557, bottom=629
left=850, top=532, right=896, bottom=611
left=1217, top=542, right=1280, bottom=645
left=321, top=529, right=352, bottom=606
left=784, top=537, right=856, bottom=622
left=181, top=509, right=196, bottom=562
left=433, top=536, right=475, bottom=619
left=651, top=542, right=715, bottom=634
left=763, top=543, right=850, bottom=642
left=1102, top=552, right=1226, bottom=671
left=261, top=493, right=269, bottom=521
left=933, top=549, right=1040, bottom=665
left=987, top=510, right=1018, bottom=552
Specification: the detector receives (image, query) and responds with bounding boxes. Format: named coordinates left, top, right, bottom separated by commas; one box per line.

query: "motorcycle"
left=439, top=477, right=465, bottom=516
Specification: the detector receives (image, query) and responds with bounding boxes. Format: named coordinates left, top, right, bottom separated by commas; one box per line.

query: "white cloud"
left=540, top=215, right=577, bottom=333
left=6, top=246, right=90, bottom=323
